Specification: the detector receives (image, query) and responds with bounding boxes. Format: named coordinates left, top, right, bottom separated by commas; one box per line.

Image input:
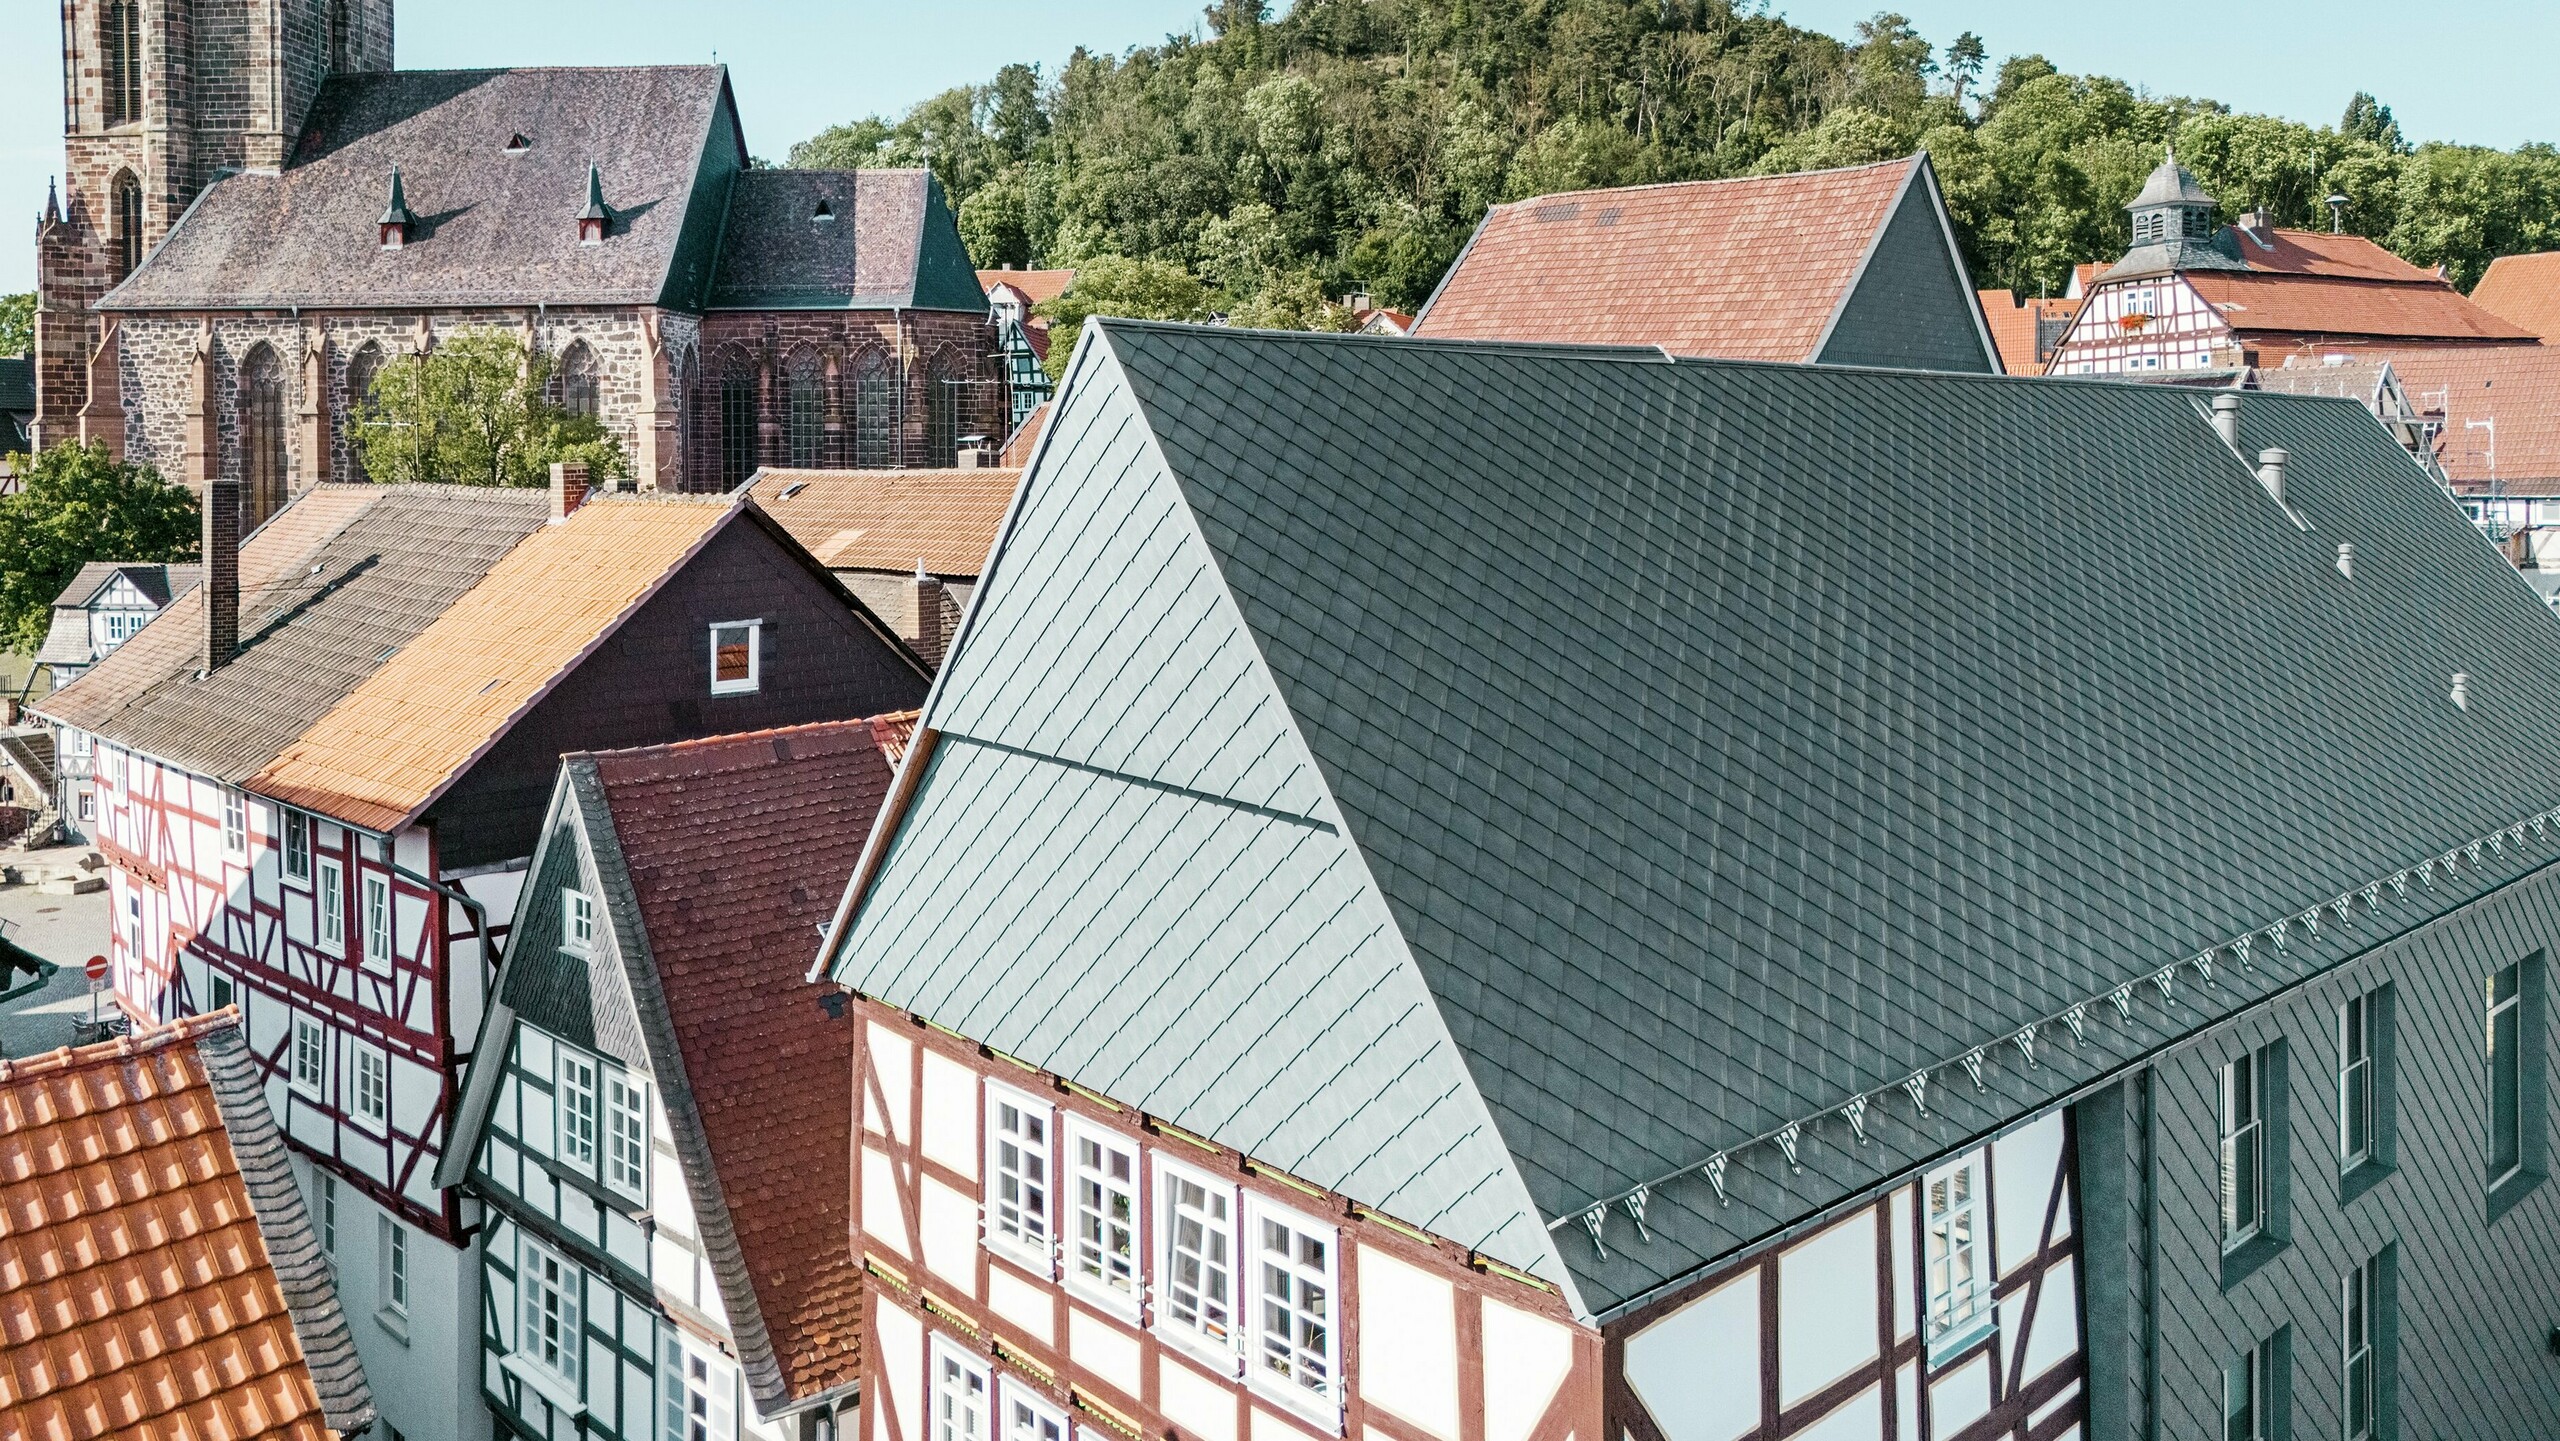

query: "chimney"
left=2256, top=448, right=2289, bottom=507
left=577, top=163, right=609, bottom=245
left=550, top=460, right=591, bottom=522
left=203, top=478, right=241, bottom=669
left=913, top=560, right=946, bottom=666
left=2212, top=393, right=2241, bottom=449
left=379, top=167, right=415, bottom=248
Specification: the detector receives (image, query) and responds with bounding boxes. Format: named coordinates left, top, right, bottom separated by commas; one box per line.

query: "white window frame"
left=360, top=873, right=393, bottom=974
left=2222, top=1052, right=2268, bottom=1248
left=221, top=788, right=247, bottom=858
left=318, top=858, right=345, bottom=947
left=999, top=1376, right=1068, bottom=1441
left=2490, top=962, right=2525, bottom=1186
left=516, top=1231, right=581, bottom=1389
left=123, top=889, right=142, bottom=960
left=383, top=1217, right=411, bottom=1320
left=1243, top=1193, right=1341, bottom=1418
left=605, top=1070, right=650, bottom=1204
left=289, top=1013, right=327, bottom=1100
left=1063, top=1116, right=1141, bottom=1318
left=1154, top=1153, right=1241, bottom=1371
left=983, top=1080, right=1054, bottom=1272
left=2340, top=994, right=2373, bottom=1168
left=316, top=1172, right=337, bottom=1265
left=1923, top=1154, right=1991, bottom=1354
left=282, top=808, right=310, bottom=883
left=707, top=619, right=762, bottom=696
left=557, top=1047, right=600, bottom=1173
left=2343, top=1259, right=2377, bottom=1440
left=660, top=1327, right=736, bottom=1441
left=930, top=1334, right=991, bottom=1441
left=562, top=888, right=596, bottom=955
left=351, top=1040, right=390, bottom=1134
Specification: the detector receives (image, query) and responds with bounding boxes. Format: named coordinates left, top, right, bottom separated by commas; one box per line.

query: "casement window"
left=517, top=1233, right=581, bottom=1387
left=316, top=1173, right=337, bottom=1264
left=2340, top=993, right=2374, bottom=1167
left=1923, top=1156, right=1990, bottom=1352
left=660, top=1330, right=736, bottom=1441
left=282, top=809, right=310, bottom=882
left=123, top=890, right=141, bottom=959
left=999, top=1378, right=1067, bottom=1441
left=707, top=620, right=761, bottom=695
left=361, top=874, right=392, bottom=973
left=290, top=1013, right=326, bottom=1099
left=931, top=1336, right=991, bottom=1441
left=383, top=1219, right=411, bottom=1319
left=77, top=791, right=94, bottom=823
left=352, top=1042, right=389, bottom=1133
left=1156, top=1158, right=1238, bottom=1361
left=2222, top=1050, right=2269, bottom=1247
left=2344, top=1258, right=2379, bottom=1440
left=985, top=1081, right=1053, bottom=1268
left=558, top=1048, right=600, bottom=1172
left=562, top=888, right=596, bottom=955
left=606, top=1072, right=650, bottom=1203
left=1065, top=1118, right=1139, bottom=1314
left=2490, top=962, right=2526, bottom=1184
left=318, top=858, right=345, bottom=946
left=1245, top=1197, right=1339, bottom=1411
left=221, top=789, right=246, bottom=858
left=2222, top=1330, right=2286, bottom=1441
left=208, top=973, right=233, bottom=1013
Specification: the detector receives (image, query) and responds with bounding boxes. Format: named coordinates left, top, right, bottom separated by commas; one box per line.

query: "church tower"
left=34, top=0, right=394, bottom=450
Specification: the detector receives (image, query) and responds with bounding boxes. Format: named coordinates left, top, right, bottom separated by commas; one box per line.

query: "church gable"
left=1816, top=158, right=2000, bottom=373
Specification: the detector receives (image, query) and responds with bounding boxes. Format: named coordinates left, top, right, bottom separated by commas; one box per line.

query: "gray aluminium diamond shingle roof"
left=1053, top=320, right=2560, bottom=1315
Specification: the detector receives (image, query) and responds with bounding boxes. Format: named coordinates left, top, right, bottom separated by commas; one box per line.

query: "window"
left=851, top=354, right=897, bottom=468
left=383, top=1219, right=410, bottom=1318
left=208, top=973, right=233, bottom=1013
left=517, top=1233, right=580, bottom=1386
left=283, top=809, right=310, bottom=881
left=985, top=1082, right=1052, bottom=1267
left=111, top=170, right=142, bottom=279
left=1157, top=1159, right=1237, bottom=1359
left=103, top=1, right=141, bottom=127
left=2222, top=1050, right=2268, bottom=1246
left=930, top=1337, right=990, bottom=1441
left=661, top=1331, right=735, bottom=1441
left=318, top=858, right=345, bottom=946
left=2223, top=1337, right=2272, bottom=1441
left=78, top=791, right=95, bottom=823
left=1246, top=1199, right=1338, bottom=1410
left=123, top=890, right=141, bottom=958
left=222, top=789, right=246, bottom=857
left=554, top=341, right=599, bottom=420
left=1000, top=1379, right=1066, bottom=1441
left=707, top=621, right=760, bottom=695
left=316, top=1172, right=337, bottom=1264
left=557, top=1048, right=599, bottom=1172
left=1066, top=1119, right=1138, bottom=1312
left=239, top=342, right=288, bottom=526
left=328, top=0, right=350, bottom=70
left=562, top=888, right=595, bottom=954
left=2344, top=1258, right=2378, bottom=1440
left=720, top=365, right=759, bottom=487
left=343, top=342, right=383, bottom=484
left=2490, top=961, right=2525, bottom=1183
left=361, top=874, right=391, bottom=973
left=787, top=353, right=826, bottom=467
left=1924, top=1157, right=1990, bottom=1352
left=606, top=1072, right=649, bottom=1202
left=290, top=1013, right=326, bottom=1099
left=2340, top=994, right=2372, bottom=1167
left=926, top=368, right=964, bottom=467
left=352, top=1042, right=389, bottom=1132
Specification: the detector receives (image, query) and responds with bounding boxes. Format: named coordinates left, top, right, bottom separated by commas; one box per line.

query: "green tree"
left=2342, top=92, right=2406, bottom=153
left=0, top=442, right=199, bottom=655
left=0, top=293, right=33, bottom=357
left=1944, top=32, right=1986, bottom=107
left=355, top=330, right=628, bottom=488
left=1034, top=256, right=1209, bottom=380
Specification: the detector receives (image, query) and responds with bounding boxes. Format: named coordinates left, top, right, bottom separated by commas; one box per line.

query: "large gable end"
left=1815, top=154, right=2000, bottom=372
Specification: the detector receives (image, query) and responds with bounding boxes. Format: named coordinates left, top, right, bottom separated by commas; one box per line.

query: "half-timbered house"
left=822, top=319, right=2560, bottom=1441
left=441, top=715, right=915, bottom=1441
left=35, top=469, right=930, bottom=1441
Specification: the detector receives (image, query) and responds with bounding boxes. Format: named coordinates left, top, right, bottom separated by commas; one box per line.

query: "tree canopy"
left=0, top=293, right=32, bottom=357
left=353, top=330, right=629, bottom=489
left=789, top=1, right=2560, bottom=321
left=0, top=442, right=199, bottom=656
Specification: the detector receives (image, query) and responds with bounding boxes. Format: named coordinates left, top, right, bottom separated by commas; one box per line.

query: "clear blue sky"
left=6, top=0, right=2557, bottom=294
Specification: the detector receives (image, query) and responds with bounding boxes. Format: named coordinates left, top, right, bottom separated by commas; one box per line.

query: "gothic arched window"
left=238, top=344, right=288, bottom=525
left=554, top=340, right=599, bottom=419
left=851, top=351, right=896, bottom=468
left=719, top=360, right=759, bottom=488
left=786, top=350, right=826, bottom=467
left=104, top=1, right=142, bottom=128
left=924, top=352, right=971, bottom=468
left=111, top=171, right=142, bottom=279
left=342, top=341, right=383, bottom=483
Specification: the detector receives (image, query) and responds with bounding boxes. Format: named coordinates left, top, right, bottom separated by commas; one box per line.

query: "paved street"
left=0, top=878, right=110, bottom=1060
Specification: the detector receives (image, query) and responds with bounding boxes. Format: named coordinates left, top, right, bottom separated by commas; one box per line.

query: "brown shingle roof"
left=1410, top=157, right=1920, bottom=359
left=250, top=494, right=737, bottom=833
left=0, top=1014, right=373, bottom=1440
left=975, top=268, right=1076, bottom=306
left=744, top=468, right=1019, bottom=578
left=586, top=719, right=906, bottom=1403
left=2232, top=227, right=2446, bottom=283
left=2471, top=252, right=2560, bottom=341
left=2370, top=344, right=2560, bottom=490
left=2188, top=271, right=2535, bottom=344
left=36, top=486, right=550, bottom=785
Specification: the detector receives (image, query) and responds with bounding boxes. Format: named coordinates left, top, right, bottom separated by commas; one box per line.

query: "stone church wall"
left=684, top=309, right=1005, bottom=490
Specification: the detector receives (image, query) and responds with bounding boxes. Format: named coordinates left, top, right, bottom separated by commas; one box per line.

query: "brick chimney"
left=913, top=560, right=946, bottom=666
left=550, top=460, right=591, bottom=522
left=203, top=478, right=241, bottom=670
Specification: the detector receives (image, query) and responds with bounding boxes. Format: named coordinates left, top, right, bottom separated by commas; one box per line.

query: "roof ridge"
left=582, top=714, right=895, bottom=765
left=0, top=1008, right=240, bottom=1085
left=1486, top=153, right=1917, bottom=210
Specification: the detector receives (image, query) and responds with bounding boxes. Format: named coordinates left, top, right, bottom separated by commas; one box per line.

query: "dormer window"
left=504, top=132, right=532, bottom=154
left=379, top=166, right=415, bottom=249
left=812, top=197, right=835, bottom=226
left=577, top=162, right=610, bottom=245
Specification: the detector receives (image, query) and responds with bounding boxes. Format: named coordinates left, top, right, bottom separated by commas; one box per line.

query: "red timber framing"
left=95, top=740, right=508, bottom=1241
left=847, top=995, right=1606, bottom=1441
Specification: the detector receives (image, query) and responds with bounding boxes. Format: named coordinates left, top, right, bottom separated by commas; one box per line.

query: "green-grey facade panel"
left=1816, top=177, right=1997, bottom=372
left=910, top=175, right=994, bottom=314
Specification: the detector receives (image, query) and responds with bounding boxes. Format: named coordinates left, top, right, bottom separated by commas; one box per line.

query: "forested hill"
left=789, top=0, right=2560, bottom=334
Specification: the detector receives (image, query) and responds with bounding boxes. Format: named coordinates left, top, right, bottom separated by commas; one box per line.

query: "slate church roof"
left=828, top=319, right=2560, bottom=1320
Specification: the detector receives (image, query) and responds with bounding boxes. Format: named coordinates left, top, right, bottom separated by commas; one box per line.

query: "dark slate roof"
left=102, top=67, right=739, bottom=310
left=0, top=356, right=33, bottom=414
left=1001, top=320, right=2560, bottom=1315
left=705, top=169, right=987, bottom=312
left=49, top=561, right=198, bottom=610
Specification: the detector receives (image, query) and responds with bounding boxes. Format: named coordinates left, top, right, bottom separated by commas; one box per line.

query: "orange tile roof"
left=870, top=708, right=920, bottom=765
left=998, top=403, right=1049, bottom=467
left=744, top=468, right=1020, bottom=577
left=975, top=268, right=1076, bottom=307
left=2471, top=252, right=2560, bottom=341
left=2367, top=344, right=2560, bottom=488
left=1976, top=289, right=2079, bottom=374
left=2233, top=227, right=2444, bottom=283
left=248, top=495, right=737, bottom=833
left=1412, top=156, right=1921, bottom=360
left=0, top=1014, right=373, bottom=1441
left=2187, top=271, right=2534, bottom=343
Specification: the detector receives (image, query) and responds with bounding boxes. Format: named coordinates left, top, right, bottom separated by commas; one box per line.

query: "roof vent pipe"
left=2452, top=672, right=2471, bottom=711
left=2336, top=542, right=2356, bottom=579
left=2212, top=393, right=2241, bottom=450
left=2257, top=448, right=2289, bottom=506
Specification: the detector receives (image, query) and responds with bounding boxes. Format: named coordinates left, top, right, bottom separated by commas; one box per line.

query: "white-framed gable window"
left=999, top=1377, right=1067, bottom=1441
left=221, top=789, right=247, bottom=858
left=361, top=873, right=392, bottom=974
left=661, top=1329, right=736, bottom=1441
left=562, top=888, right=596, bottom=955
left=1065, top=1117, right=1139, bottom=1316
left=351, top=1040, right=390, bottom=1133
left=318, top=857, right=345, bottom=947
left=984, top=1080, right=1053, bottom=1270
left=708, top=620, right=761, bottom=695
left=282, top=809, right=310, bottom=882
left=557, top=1047, right=599, bottom=1172
left=1156, top=1155, right=1239, bottom=1366
left=930, top=1335, right=991, bottom=1441
left=517, top=1232, right=582, bottom=1388
left=289, top=1013, right=327, bottom=1100
left=606, top=1071, right=650, bottom=1203
left=1923, top=1155, right=1991, bottom=1355
left=1245, top=1195, right=1340, bottom=1415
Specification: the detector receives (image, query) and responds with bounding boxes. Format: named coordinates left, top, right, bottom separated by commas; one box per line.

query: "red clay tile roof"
left=1411, top=156, right=1921, bottom=359
left=2471, top=252, right=2560, bottom=341
left=869, top=710, right=920, bottom=765
left=587, top=719, right=903, bottom=1403
left=1976, top=289, right=2079, bottom=374
left=2367, top=344, right=2560, bottom=489
left=2187, top=271, right=2534, bottom=343
left=0, top=1014, right=373, bottom=1441
left=745, top=468, right=1020, bottom=577
left=975, top=268, right=1076, bottom=307
left=2232, top=227, right=2444, bottom=283
left=998, top=403, right=1049, bottom=468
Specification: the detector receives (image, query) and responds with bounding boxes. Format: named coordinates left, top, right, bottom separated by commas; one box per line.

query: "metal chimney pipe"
left=2257, top=448, right=2289, bottom=506
left=2212, top=393, right=2241, bottom=450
